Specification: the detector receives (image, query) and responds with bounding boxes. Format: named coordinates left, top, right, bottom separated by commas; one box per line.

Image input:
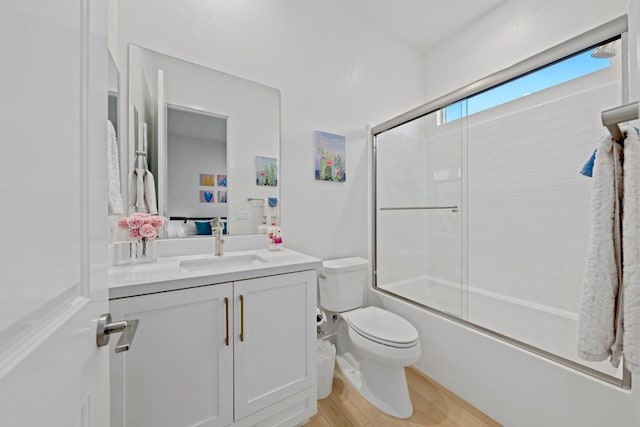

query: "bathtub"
left=381, top=275, right=622, bottom=379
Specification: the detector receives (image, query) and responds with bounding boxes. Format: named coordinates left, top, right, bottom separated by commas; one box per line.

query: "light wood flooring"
left=306, top=366, right=501, bottom=427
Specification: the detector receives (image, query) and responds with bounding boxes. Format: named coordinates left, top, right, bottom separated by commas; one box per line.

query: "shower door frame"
left=371, top=15, right=632, bottom=389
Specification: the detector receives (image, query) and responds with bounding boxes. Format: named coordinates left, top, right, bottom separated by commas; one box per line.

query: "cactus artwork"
left=256, top=156, right=278, bottom=186
left=314, top=130, right=346, bottom=182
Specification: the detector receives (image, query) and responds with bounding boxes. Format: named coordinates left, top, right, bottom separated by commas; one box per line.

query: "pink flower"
left=129, top=228, right=142, bottom=240
left=150, top=216, right=166, bottom=229
left=273, top=236, right=283, bottom=244
left=140, top=224, right=158, bottom=239
left=326, top=160, right=333, bottom=167
left=117, top=217, right=129, bottom=230
left=260, top=170, right=265, bottom=176
left=128, top=216, right=144, bottom=229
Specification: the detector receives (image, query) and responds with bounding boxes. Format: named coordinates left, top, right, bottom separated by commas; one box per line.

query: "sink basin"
left=180, top=254, right=269, bottom=272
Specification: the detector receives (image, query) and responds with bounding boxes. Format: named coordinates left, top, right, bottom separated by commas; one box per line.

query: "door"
left=0, top=1, right=109, bottom=426
left=110, top=283, right=234, bottom=427
left=233, top=271, right=317, bottom=420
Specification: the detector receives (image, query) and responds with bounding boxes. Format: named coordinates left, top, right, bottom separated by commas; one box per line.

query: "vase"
left=129, top=239, right=157, bottom=264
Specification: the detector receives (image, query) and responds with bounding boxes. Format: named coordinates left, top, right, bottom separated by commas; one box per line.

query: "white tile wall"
left=467, top=70, right=621, bottom=315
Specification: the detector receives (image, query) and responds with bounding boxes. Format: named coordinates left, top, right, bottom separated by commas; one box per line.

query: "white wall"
left=370, top=1, right=640, bottom=425
left=116, top=0, right=424, bottom=259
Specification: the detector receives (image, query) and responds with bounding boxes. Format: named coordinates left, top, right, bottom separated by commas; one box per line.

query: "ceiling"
left=167, top=107, right=227, bottom=143
left=354, top=0, right=506, bottom=51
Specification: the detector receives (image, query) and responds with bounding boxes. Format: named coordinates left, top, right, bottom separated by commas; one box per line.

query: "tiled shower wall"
left=467, top=69, right=620, bottom=315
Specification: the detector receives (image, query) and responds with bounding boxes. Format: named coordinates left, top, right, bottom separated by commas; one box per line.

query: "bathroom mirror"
left=128, top=45, right=280, bottom=236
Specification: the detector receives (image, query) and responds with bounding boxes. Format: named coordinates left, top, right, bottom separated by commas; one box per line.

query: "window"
left=440, top=41, right=616, bottom=124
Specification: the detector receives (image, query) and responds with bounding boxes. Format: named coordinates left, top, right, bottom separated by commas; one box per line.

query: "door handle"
left=239, top=295, right=244, bottom=342
left=224, top=297, right=230, bottom=346
left=96, top=313, right=140, bottom=353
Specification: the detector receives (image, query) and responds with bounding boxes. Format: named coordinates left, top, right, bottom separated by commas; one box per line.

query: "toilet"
left=318, top=257, right=420, bottom=418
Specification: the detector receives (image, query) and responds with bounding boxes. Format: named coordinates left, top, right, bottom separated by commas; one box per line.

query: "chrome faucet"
left=210, top=217, right=225, bottom=256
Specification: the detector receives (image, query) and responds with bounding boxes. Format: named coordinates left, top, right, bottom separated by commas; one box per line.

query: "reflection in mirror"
left=127, top=45, right=280, bottom=237
left=107, top=50, right=127, bottom=243
left=167, top=106, right=227, bottom=220
left=108, top=51, right=119, bottom=137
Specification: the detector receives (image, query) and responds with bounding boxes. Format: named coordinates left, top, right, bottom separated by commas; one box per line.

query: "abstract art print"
left=314, top=130, right=345, bottom=182
left=200, top=173, right=215, bottom=187
left=199, top=190, right=214, bottom=203
left=256, top=156, right=277, bottom=186
left=218, top=191, right=227, bottom=203
left=217, top=174, right=227, bottom=187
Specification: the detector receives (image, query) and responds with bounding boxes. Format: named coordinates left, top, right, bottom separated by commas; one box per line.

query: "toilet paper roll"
left=316, top=307, right=327, bottom=326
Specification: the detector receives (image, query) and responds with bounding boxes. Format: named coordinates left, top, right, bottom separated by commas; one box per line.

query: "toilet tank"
left=318, top=257, right=369, bottom=312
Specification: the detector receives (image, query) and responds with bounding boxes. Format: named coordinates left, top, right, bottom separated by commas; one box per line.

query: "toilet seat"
left=342, top=306, right=418, bottom=348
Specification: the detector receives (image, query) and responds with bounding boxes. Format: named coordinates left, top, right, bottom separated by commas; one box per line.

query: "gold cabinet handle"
left=224, top=297, right=229, bottom=346
left=239, top=295, right=244, bottom=342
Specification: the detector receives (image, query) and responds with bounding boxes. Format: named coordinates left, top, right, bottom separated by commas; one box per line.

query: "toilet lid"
left=343, top=307, right=418, bottom=347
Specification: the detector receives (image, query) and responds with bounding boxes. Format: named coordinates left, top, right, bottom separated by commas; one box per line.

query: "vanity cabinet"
left=110, top=270, right=317, bottom=427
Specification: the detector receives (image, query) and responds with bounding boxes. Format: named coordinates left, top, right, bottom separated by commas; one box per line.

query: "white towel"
left=144, top=169, right=158, bottom=215
left=129, top=168, right=158, bottom=215
left=128, top=168, right=158, bottom=215
left=623, top=127, right=640, bottom=373
left=578, top=134, right=623, bottom=363
left=107, top=120, right=124, bottom=215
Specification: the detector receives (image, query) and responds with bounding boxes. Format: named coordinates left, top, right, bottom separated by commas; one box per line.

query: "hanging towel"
left=144, top=169, right=158, bottom=215
left=623, top=126, right=640, bottom=373
left=107, top=120, right=124, bottom=215
left=128, top=168, right=158, bottom=215
left=578, top=133, right=623, bottom=363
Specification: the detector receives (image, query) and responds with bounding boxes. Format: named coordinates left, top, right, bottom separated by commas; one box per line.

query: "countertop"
left=108, top=247, right=322, bottom=299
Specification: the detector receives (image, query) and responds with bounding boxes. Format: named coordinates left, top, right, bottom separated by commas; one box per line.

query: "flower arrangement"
left=267, top=227, right=283, bottom=251
left=118, top=212, right=167, bottom=241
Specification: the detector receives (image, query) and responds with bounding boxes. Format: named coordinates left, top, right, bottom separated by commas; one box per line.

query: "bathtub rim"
left=371, top=286, right=631, bottom=390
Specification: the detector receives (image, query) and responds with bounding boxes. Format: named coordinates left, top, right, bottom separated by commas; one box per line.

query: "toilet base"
left=336, top=352, right=413, bottom=419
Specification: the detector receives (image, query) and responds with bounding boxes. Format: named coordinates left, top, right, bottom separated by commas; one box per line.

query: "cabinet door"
left=110, top=283, right=234, bottom=427
left=233, top=271, right=317, bottom=420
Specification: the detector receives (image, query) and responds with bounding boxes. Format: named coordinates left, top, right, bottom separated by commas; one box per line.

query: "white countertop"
left=108, top=247, right=322, bottom=299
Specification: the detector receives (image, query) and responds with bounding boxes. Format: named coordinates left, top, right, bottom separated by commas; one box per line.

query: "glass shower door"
left=375, top=108, right=464, bottom=317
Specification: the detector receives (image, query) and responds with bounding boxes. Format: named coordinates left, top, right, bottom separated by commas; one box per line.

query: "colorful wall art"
left=200, top=173, right=215, bottom=186
left=217, top=174, right=227, bottom=187
left=314, top=130, right=345, bottom=182
left=218, top=191, right=227, bottom=203
left=199, top=190, right=215, bottom=203
left=256, top=156, right=277, bottom=186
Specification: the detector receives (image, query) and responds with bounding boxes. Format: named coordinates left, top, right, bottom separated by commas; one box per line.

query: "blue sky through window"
left=443, top=49, right=612, bottom=123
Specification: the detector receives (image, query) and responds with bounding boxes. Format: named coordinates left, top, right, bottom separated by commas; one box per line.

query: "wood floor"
left=306, top=366, right=501, bottom=427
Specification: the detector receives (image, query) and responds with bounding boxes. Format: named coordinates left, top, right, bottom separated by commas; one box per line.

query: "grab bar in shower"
left=379, top=206, right=458, bottom=211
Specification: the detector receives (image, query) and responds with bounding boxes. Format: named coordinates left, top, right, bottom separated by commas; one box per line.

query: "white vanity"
left=108, top=245, right=321, bottom=427
left=108, top=39, right=314, bottom=427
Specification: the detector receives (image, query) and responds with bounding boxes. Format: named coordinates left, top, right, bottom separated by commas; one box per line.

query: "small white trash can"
left=316, top=339, right=336, bottom=399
